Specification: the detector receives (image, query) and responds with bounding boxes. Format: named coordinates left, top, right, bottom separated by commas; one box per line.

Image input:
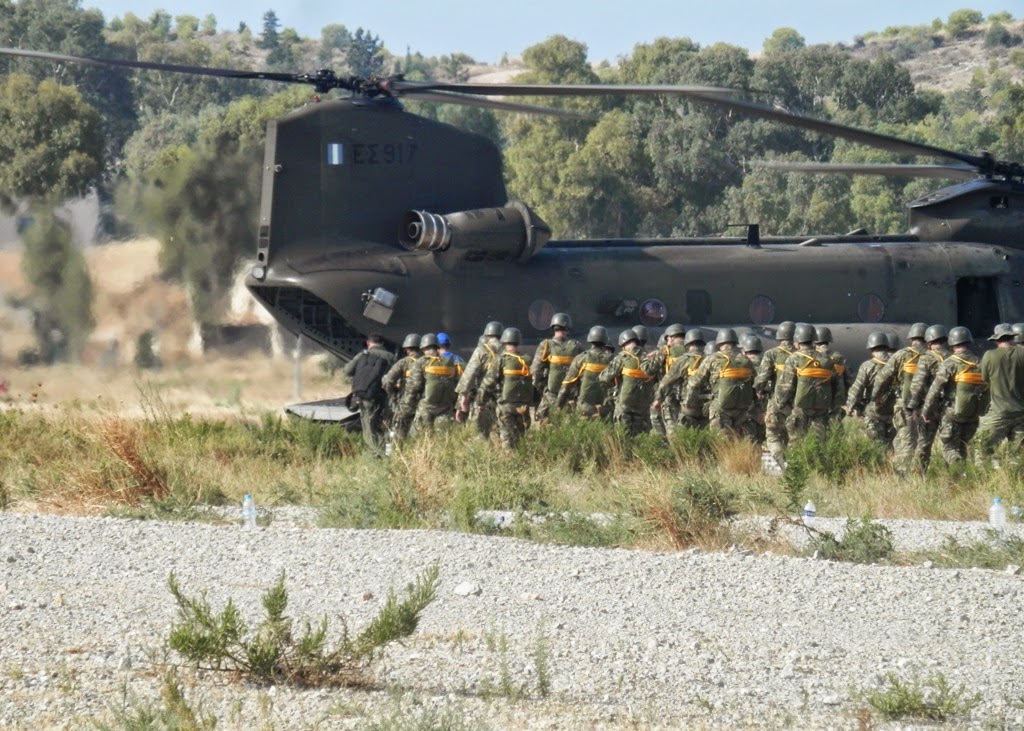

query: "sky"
left=82, top=0, right=1017, bottom=65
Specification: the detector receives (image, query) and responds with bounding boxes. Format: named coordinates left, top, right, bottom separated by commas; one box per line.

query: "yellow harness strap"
left=622, top=368, right=654, bottom=381
left=687, top=355, right=703, bottom=377
left=503, top=354, right=531, bottom=378
left=548, top=355, right=574, bottom=366
left=951, top=355, right=984, bottom=384
left=582, top=362, right=607, bottom=373
left=871, top=357, right=887, bottom=366
left=720, top=367, right=753, bottom=380
left=797, top=367, right=834, bottom=380
left=425, top=365, right=456, bottom=376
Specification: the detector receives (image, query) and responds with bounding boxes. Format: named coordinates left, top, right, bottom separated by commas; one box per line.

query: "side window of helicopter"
left=528, top=299, right=555, bottom=331
left=686, top=290, right=711, bottom=326
left=639, top=299, right=667, bottom=327
left=857, top=294, right=885, bottom=323
left=748, top=295, right=775, bottom=325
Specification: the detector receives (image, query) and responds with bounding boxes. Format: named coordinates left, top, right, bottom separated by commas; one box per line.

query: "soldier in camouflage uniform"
left=921, top=327, right=987, bottom=465
left=402, top=333, right=462, bottom=436
left=654, top=328, right=708, bottom=431
left=844, top=331, right=895, bottom=446
left=531, top=313, right=583, bottom=424
left=755, top=321, right=795, bottom=461
left=381, top=332, right=420, bottom=441
left=774, top=323, right=840, bottom=446
left=977, top=324, right=1024, bottom=455
left=599, top=329, right=658, bottom=436
left=872, top=323, right=928, bottom=473
left=478, top=327, right=535, bottom=449
left=455, top=321, right=502, bottom=439
left=685, top=329, right=756, bottom=438
left=645, top=324, right=688, bottom=437
left=814, top=326, right=849, bottom=421
left=556, top=325, right=612, bottom=420
left=742, top=334, right=766, bottom=443
left=906, top=325, right=952, bottom=471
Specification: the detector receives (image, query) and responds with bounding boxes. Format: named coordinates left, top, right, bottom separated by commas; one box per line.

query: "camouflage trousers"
left=709, top=404, right=753, bottom=439
left=976, top=411, right=1024, bottom=454
left=862, top=415, right=895, bottom=447
left=614, top=406, right=653, bottom=437
left=786, top=407, right=829, bottom=444
left=934, top=412, right=978, bottom=464
left=890, top=406, right=920, bottom=472
left=496, top=401, right=531, bottom=449
left=469, top=400, right=498, bottom=439
left=576, top=401, right=608, bottom=421
left=765, top=401, right=790, bottom=458
left=410, top=402, right=455, bottom=437
left=389, top=397, right=415, bottom=441
left=916, top=419, right=939, bottom=471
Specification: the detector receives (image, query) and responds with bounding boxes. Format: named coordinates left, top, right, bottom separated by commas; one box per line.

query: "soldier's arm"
left=531, top=341, right=549, bottom=389
left=753, top=353, right=774, bottom=394
left=845, top=362, right=871, bottom=413
left=683, top=357, right=713, bottom=410
left=773, top=361, right=796, bottom=409
left=380, top=359, right=403, bottom=394
left=921, top=362, right=951, bottom=421
left=906, top=355, right=934, bottom=410
left=401, top=361, right=425, bottom=408
left=477, top=358, right=500, bottom=403
left=598, top=353, right=621, bottom=385
left=342, top=352, right=363, bottom=379
left=556, top=355, right=584, bottom=407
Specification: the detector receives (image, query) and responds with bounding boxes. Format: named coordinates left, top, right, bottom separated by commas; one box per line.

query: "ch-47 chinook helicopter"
left=2, top=48, right=1022, bottom=384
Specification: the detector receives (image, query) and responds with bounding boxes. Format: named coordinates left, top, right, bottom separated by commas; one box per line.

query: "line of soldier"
left=345, top=316, right=1024, bottom=465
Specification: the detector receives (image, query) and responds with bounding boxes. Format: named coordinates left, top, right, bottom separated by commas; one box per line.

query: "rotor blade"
left=391, top=80, right=742, bottom=98
left=404, top=89, right=597, bottom=119
left=681, top=91, right=1020, bottom=177
left=750, top=161, right=979, bottom=181
left=0, top=46, right=301, bottom=83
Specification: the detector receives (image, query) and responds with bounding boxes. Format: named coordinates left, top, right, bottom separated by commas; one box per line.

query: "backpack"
left=351, top=350, right=391, bottom=401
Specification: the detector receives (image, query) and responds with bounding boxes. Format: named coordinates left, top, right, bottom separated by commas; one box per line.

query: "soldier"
left=531, top=313, right=583, bottom=424
left=741, top=334, right=766, bottom=442
left=814, top=326, right=850, bottom=419
left=600, top=329, right=658, bottom=436
left=632, top=325, right=650, bottom=353
left=557, top=325, right=613, bottom=420
left=455, top=321, right=502, bottom=438
left=478, top=327, right=534, bottom=449
left=381, top=333, right=420, bottom=440
left=977, top=324, right=1024, bottom=455
left=402, top=333, right=462, bottom=435
left=774, top=323, right=840, bottom=446
left=755, top=321, right=795, bottom=462
left=655, top=328, right=709, bottom=430
left=921, top=327, right=987, bottom=465
left=873, top=322, right=928, bottom=473
left=646, top=323, right=689, bottom=437
left=844, top=331, right=895, bottom=446
left=685, top=329, right=756, bottom=437
left=342, top=334, right=396, bottom=456
left=906, top=324, right=951, bottom=470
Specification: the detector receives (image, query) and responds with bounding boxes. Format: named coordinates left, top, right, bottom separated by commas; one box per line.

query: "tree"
left=946, top=8, right=984, bottom=38
left=200, top=14, right=217, bottom=35
left=345, top=28, right=385, bottom=76
left=260, top=10, right=280, bottom=50
left=763, top=28, right=805, bottom=56
left=319, top=23, right=350, bottom=64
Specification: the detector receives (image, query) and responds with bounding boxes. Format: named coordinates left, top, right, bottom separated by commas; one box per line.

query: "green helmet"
left=814, top=326, right=833, bottom=344
left=908, top=322, right=927, bottom=340
left=924, top=324, right=948, bottom=343
left=587, top=325, right=609, bottom=345
left=684, top=329, right=705, bottom=346
left=500, top=327, right=521, bottom=344
left=402, top=333, right=421, bottom=349
left=483, top=321, right=503, bottom=338
left=947, top=326, right=972, bottom=346
left=886, top=333, right=899, bottom=351
left=741, top=334, right=762, bottom=353
left=776, top=321, right=795, bottom=341
left=664, top=323, right=686, bottom=339
left=550, top=312, right=572, bottom=330
left=715, top=328, right=738, bottom=345
left=866, top=331, right=888, bottom=350
left=618, top=328, right=639, bottom=347
left=419, top=333, right=438, bottom=349
left=704, top=341, right=716, bottom=355
left=794, top=323, right=816, bottom=344
left=632, top=325, right=649, bottom=344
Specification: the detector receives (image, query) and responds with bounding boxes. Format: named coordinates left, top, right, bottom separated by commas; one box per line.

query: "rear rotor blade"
left=405, top=89, right=597, bottom=119
left=750, top=161, right=978, bottom=181
left=392, top=80, right=742, bottom=98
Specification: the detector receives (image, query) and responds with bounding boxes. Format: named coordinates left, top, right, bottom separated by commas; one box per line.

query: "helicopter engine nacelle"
left=400, top=201, right=551, bottom=268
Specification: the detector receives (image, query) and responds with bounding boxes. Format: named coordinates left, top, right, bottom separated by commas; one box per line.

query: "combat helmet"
left=483, top=321, right=503, bottom=338
left=402, top=333, right=421, bottom=350
left=924, top=324, right=948, bottom=343
left=741, top=334, right=763, bottom=353
left=947, top=326, right=972, bottom=347
left=500, top=327, right=521, bottom=345
left=907, top=322, right=927, bottom=340
left=715, top=328, right=738, bottom=345
left=618, top=328, right=639, bottom=347
left=886, top=333, right=900, bottom=351
left=550, top=312, right=572, bottom=330
left=419, top=333, right=438, bottom=349
left=684, top=329, right=705, bottom=347
left=814, top=326, right=833, bottom=344
left=664, top=323, right=686, bottom=339
left=776, top=321, right=795, bottom=342
left=866, top=331, right=888, bottom=350
left=587, top=325, right=609, bottom=345
left=632, top=325, right=649, bottom=345
left=793, top=323, right=816, bottom=344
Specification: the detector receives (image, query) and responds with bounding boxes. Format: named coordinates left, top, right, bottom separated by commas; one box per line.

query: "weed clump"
left=860, top=671, right=980, bottom=722
left=810, top=517, right=895, bottom=564
left=167, top=564, right=439, bottom=686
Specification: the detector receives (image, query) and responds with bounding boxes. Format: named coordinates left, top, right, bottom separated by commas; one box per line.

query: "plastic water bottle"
left=989, top=497, right=1006, bottom=534
left=242, top=494, right=257, bottom=529
left=802, top=501, right=816, bottom=527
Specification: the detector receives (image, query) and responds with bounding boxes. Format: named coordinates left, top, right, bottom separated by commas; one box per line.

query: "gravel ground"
left=1, top=510, right=1022, bottom=730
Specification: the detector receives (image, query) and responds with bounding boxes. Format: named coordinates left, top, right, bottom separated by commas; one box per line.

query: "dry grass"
left=94, top=415, right=169, bottom=504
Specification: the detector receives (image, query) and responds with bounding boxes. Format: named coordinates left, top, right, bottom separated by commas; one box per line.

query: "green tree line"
left=0, top=2, right=1022, bottom=360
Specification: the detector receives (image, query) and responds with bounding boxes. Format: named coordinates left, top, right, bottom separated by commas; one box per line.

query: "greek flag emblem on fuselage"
left=327, top=143, right=344, bottom=165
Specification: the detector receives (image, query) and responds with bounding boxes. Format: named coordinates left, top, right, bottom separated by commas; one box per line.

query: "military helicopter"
left=1, top=47, right=1022, bottom=375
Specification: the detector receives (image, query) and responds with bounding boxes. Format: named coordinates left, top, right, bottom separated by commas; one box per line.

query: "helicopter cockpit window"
left=638, top=299, right=668, bottom=327
left=748, top=295, right=775, bottom=325
left=528, top=299, right=555, bottom=331
left=858, top=293, right=885, bottom=323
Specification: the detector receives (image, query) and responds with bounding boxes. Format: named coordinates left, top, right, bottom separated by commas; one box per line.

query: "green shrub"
left=861, top=671, right=980, bottom=721
left=811, top=517, right=894, bottom=563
